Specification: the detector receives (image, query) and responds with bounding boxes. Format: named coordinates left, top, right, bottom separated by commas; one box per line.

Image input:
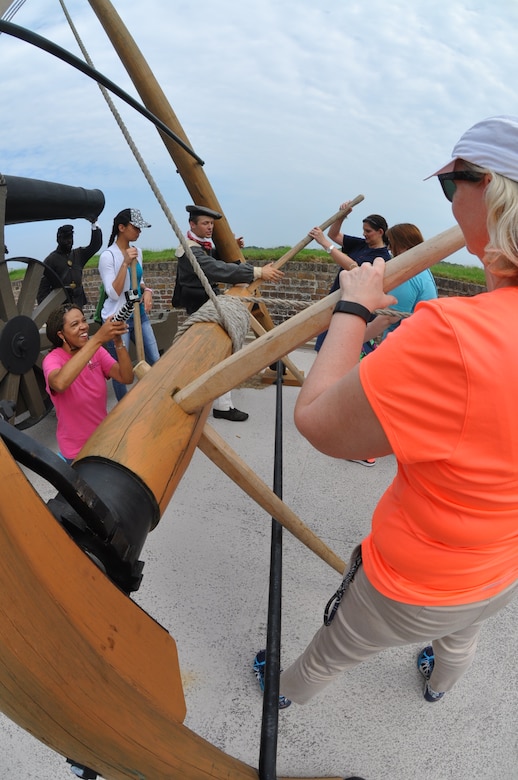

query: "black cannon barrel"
left=2, top=174, right=105, bottom=225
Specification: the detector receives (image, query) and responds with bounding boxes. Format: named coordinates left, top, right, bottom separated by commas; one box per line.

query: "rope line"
left=58, top=0, right=246, bottom=348
left=0, top=0, right=27, bottom=24
left=216, top=295, right=411, bottom=320
left=58, top=1, right=409, bottom=343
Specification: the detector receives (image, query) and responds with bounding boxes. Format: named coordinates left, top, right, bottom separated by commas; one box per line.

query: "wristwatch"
left=333, top=300, right=371, bottom=323
left=325, top=244, right=334, bottom=253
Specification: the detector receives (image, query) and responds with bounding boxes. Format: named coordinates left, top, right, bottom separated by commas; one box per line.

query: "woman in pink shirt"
left=43, top=304, right=134, bottom=463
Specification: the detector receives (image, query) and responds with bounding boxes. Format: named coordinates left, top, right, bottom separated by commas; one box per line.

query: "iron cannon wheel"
left=0, top=256, right=67, bottom=429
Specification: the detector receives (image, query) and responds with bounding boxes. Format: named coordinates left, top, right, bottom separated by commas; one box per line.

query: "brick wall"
left=81, top=262, right=176, bottom=318
left=15, top=260, right=487, bottom=328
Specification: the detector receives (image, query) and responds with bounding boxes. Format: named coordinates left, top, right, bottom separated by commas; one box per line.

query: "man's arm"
left=193, top=246, right=283, bottom=284
left=190, top=246, right=254, bottom=285
left=77, top=225, right=103, bottom=267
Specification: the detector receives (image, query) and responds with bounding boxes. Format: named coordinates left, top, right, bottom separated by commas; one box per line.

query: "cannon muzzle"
left=1, top=174, right=105, bottom=225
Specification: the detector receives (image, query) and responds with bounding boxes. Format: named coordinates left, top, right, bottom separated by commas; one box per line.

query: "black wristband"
left=333, top=300, right=371, bottom=323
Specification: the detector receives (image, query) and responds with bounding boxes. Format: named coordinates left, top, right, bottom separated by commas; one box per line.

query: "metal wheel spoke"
left=19, top=369, right=47, bottom=422
left=32, top=287, right=68, bottom=329
left=0, top=372, right=20, bottom=408
left=17, top=260, right=44, bottom=314
left=0, top=261, right=17, bottom=320
left=0, top=257, right=67, bottom=427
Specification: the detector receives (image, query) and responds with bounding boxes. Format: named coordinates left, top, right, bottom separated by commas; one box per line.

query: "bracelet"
left=333, top=300, right=371, bottom=323
left=325, top=244, right=334, bottom=254
left=115, top=344, right=125, bottom=350
left=144, top=287, right=153, bottom=293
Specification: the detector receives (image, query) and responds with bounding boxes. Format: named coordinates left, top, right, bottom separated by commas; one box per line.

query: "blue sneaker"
left=253, top=649, right=267, bottom=691
left=253, top=649, right=291, bottom=709
left=417, top=645, right=445, bottom=702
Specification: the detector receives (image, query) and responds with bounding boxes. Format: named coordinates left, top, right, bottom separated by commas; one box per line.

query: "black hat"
left=186, top=204, right=222, bottom=220
left=57, top=224, right=74, bottom=237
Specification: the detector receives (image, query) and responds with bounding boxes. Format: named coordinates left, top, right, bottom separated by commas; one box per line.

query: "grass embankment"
left=240, top=248, right=486, bottom=285
left=7, top=247, right=486, bottom=286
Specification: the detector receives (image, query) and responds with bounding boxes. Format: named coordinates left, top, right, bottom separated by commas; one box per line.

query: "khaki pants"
left=280, top=562, right=518, bottom=705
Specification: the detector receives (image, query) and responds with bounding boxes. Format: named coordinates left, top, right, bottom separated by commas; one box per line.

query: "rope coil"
left=173, top=296, right=250, bottom=353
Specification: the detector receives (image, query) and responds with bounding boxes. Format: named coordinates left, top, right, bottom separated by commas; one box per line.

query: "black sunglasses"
left=438, top=171, right=484, bottom=202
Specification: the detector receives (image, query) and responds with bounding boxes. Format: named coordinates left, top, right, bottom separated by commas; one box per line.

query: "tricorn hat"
left=186, top=204, right=222, bottom=220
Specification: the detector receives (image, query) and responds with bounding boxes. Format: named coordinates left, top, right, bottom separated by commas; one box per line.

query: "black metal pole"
left=258, top=361, right=285, bottom=780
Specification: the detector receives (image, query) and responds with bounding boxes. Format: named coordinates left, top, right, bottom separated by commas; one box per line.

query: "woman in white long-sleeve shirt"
left=99, top=208, right=160, bottom=400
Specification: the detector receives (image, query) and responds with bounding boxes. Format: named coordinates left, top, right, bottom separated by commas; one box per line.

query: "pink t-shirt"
left=43, top=346, right=116, bottom=459
left=359, top=286, right=518, bottom=605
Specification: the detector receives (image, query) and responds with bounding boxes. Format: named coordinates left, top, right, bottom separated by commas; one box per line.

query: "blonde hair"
left=463, top=160, right=518, bottom=278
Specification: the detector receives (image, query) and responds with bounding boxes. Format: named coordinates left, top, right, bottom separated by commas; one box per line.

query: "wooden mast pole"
left=86, top=0, right=244, bottom=263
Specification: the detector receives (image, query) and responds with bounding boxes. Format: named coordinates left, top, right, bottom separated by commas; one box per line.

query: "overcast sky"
left=1, top=0, right=518, bottom=266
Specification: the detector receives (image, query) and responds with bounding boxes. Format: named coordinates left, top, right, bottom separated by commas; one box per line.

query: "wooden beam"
left=174, top=225, right=466, bottom=413
left=199, top=424, right=345, bottom=573
left=86, top=0, right=244, bottom=262
left=0, top=440, right=262, bottom=779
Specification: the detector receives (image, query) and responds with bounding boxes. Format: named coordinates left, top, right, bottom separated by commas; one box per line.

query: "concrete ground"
left=1, top=347, right=517, bottom=780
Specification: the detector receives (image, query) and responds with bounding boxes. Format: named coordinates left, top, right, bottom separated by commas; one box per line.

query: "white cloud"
left=1, top=0, right=518, bottom=266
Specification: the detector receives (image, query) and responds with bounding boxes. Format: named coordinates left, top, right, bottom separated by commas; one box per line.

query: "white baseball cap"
left=426, top=115, right=518, bottom=182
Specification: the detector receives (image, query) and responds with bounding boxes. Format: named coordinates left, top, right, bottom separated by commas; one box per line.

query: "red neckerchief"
left=187, top=230, right=213, bottom=251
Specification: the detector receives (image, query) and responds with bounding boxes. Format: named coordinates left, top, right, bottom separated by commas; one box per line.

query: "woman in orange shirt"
left=278, top=116, right=518, bottom=706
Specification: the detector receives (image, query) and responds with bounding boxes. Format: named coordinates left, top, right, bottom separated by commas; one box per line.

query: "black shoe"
left=66, top=760, right=98, bottom=779
left=213, top=407, right=249, bottom=422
